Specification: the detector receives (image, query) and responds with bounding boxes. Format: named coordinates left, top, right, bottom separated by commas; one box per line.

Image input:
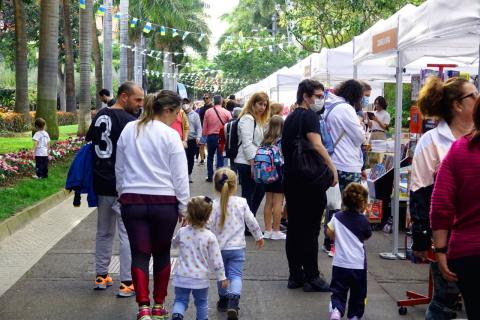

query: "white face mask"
left=310, top=98, right=325, bottom=113
left=182, top=104, right=190, bottom=111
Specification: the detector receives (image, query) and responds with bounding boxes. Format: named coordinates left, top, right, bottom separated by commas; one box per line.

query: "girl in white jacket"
left=207, top=168, right=264, bottom=320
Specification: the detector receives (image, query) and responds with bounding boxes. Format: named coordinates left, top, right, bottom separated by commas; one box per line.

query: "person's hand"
left=331, top=169, right=339, bottom=187
left=220, top=279, right=229, bottom=289
left=182, top=141, right=188, bottom=149
left=413, top=250, right=429, bottom=263
left=178, top=213, right=186, bottom=226
left=256, top=238, right=265, bottom=249
left=196, top=138, right=200, bottom=145
left=436, top=254, right=458, bottom=282
left=361, top=170, right=368, bottom=181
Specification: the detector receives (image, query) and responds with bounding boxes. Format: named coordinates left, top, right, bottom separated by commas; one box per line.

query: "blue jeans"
left=236, top=163, right=265, bottom=216
left=172, top=287, right=209, bottom=320
left=217, top=249, right=245, bottom=297
left=207, top=134, right=224, bottom=179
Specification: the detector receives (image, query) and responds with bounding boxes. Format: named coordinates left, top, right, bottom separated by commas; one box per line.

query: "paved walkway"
left=0, top=164, right=466, bottom=319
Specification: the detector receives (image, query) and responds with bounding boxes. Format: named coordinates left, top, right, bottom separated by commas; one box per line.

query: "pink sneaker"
left=137, top=306, right=152, bottom=320
left=151, top=304, right=169, bottom=320
left=330, top=308, right=342, bottom=320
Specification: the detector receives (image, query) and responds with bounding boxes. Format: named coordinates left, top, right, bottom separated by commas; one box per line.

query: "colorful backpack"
left=253, top=144, right=282, bottom=184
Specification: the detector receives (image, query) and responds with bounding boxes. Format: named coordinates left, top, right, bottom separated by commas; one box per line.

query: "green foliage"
left=0, top=112, right=77, bottom=133
left=0, top=89, right=16, bottom=108
left=284, top=0, right=425, bottom=51
left=0, top=125, right=79, bottom=154
left=384, top=83, right=412, bottom=128
left=0, top=157, right=73, bottom=220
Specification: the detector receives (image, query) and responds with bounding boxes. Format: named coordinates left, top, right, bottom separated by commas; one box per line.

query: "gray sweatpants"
left=95, top=195, right=132, bottom=282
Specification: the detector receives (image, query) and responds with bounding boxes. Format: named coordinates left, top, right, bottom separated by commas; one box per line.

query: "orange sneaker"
left=117, top=282, right=135, bottom=297
left=94, top=275, right=113, bottom=290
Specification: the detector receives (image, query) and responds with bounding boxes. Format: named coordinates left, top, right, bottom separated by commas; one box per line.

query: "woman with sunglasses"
left=115, top=90, right=190, bottom=320
left=430, top=94, right=480, bottom=319
left=411, top=76, right=477, bottom=320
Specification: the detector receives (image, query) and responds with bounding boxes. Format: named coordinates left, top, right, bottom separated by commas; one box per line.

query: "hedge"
left=0, top=111, right=78, bottom=132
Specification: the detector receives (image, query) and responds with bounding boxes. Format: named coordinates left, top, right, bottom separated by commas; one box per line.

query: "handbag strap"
left=213, top=106, right=225, bottom=125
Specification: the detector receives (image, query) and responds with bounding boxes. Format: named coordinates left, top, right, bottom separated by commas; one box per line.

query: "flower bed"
left=0, top=137, right=84, bottom=186
left=0, top=111, right=79, bottom=133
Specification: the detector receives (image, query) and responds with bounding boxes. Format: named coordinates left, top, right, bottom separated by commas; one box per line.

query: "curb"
left=0, top=189, right=71, bottom=242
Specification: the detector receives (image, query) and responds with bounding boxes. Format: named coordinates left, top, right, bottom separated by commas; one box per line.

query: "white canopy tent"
left=235, top=67, right=303, bottom=105
left=352, top=0, right=480, bottom=259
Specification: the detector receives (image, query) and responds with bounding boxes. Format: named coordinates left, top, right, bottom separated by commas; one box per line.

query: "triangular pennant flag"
left=113, top=12, right=121, bottom=20
left=130, top=18, right=138, bottom=28
left=156, top=52, right=162, bottom=59
left=79, top=0, right=86, bottom=9
left=97, top=5, right=106, bottom=16
left=172, top=29, right=178, bottom=37
left=238, top=31, right=244, bottom=43
left=278, top=43, right=284, bottom=50
left=160, top=26, right=166, bottom=36
left=182, top=32, right=190, bottom=41
left=143, top=22, right=152, bottom=34
left=269, top=45, right=273, bottom=52
left=131, top=46, right=137, bottom=52
left=174, top=52, right=180, bottom=56
left=199, top=34, right=206, bottom=41
left=227, top=36, right=233, bottom=43
left=258, top=47, right=263, bottom=52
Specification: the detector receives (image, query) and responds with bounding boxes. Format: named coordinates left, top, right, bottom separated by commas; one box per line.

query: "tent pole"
left=380, top=50, right=404, bottom=260
left=477, top=43, right=480, bottom=91
left=277, top=73, right=280, bottom=102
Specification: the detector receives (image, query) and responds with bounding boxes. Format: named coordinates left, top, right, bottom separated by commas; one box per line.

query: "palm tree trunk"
left=127, top=45, right=134, bottom=81
left=91, top=16, right=103, bottom=110
left=36, top=0, right=59, bottom=140
left=119, top=0, right=129, bottom=83
left=62, top=0, right=76, bottom=113
left=78, top=0, right=92, bottom=136
left=13, top=0, right=30, bottom=121
left=103, top=0, right=113, bottom=99
left=134, top=36, right=143, bottom=86
left=58, top=63, right=66, bottom=112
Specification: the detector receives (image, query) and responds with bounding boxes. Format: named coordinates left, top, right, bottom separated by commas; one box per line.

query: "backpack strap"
left=324, top=101, right=346, bottom=149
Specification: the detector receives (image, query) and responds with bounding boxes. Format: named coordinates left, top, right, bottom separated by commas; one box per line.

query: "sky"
left=204, top=0, right=240, bottom=59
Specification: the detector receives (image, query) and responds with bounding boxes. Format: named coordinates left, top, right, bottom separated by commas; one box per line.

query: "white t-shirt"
left=371, top=109, right=391, bottom=132
left=33, top=130, right=50, bottom=156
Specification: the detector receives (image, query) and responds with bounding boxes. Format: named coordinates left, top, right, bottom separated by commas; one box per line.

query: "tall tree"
left=62, top=0, right=76, bottom=112
left=36, top=0, right=59, bottom=139
left=119, top=0, right=129, bottom=83
left=284, top=0, right=424, bottom=51
left=13, top=0, right=30, bottom=119
left=77, top=0, right=92, bottom=136
left=91, top=16, right=103, bottom=110
left=103, top=0, right=113, bottom=100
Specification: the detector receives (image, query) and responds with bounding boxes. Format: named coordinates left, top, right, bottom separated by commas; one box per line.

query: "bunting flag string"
left=84, top=2, right=319, bottom=45
left=120, top=41, right=294, bottom=59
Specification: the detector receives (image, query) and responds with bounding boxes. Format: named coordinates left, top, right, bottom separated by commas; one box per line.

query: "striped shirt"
left=430, top=136, right=480, bottom=259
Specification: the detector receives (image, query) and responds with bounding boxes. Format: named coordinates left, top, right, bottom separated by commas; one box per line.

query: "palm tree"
left=103, top=0, right=113, bottom=100
left=36, top=0, right=60, bottom=140
left=119, top=0, right=129, bottom=83
left=139, top=0, right=209, bottom=90
left=92, top=13, right=103, bottom=110
left=13, top=0, right=30, bottom=121
left=77, top=0, right=92, bottom=136
left=62, top=0, right=76, bottom=113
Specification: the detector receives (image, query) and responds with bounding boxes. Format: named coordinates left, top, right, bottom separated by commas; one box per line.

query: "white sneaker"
left=271, top=231, right=286, bottom=240
left=330, top=308, right=342, bottom=320
left=263, top=231, right=272, bottom=239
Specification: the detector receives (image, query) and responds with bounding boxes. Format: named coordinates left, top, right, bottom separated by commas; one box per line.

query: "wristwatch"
left=432, top=247, right=448, bottom=254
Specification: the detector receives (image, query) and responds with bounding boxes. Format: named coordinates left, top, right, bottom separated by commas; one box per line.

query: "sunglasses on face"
left=311, top=94, right=324, bottom=99
left=203, top=97, right=210, bottom=100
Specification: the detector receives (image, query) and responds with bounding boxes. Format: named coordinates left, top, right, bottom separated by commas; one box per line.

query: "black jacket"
left=409, top=185, right=434, bottom=251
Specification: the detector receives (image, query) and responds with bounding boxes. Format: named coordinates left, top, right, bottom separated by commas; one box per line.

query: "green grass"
left=0, top=125, right=79, bottom=154
left=0, top=158, right=72, bottom=220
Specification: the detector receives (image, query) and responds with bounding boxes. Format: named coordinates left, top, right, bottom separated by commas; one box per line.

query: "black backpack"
left=224, top=117, right=256, bottom=159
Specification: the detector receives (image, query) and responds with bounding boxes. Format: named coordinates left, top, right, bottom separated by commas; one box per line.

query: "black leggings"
left=448, top=255, right=480, bottom=319
left=284, top=181, right=326, bottom=282
left=121, top=203, right=178, bottom=306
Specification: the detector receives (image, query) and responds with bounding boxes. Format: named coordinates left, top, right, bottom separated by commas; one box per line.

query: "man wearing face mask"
left=182, top=98, right=202, bottom=183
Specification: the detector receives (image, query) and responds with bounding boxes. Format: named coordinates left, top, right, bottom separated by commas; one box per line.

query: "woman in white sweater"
left=234, top=92, right=271, bottom=217
left=115, top=90, right=190, bottom=320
